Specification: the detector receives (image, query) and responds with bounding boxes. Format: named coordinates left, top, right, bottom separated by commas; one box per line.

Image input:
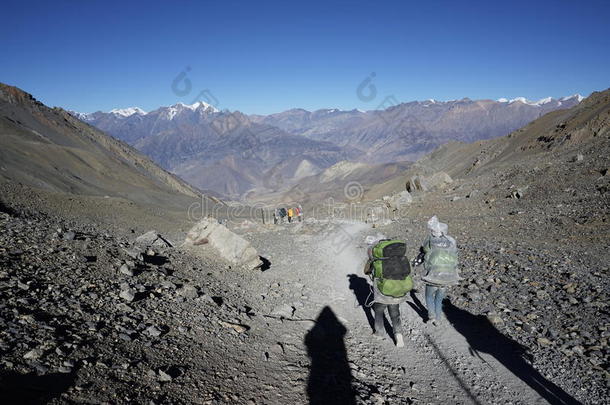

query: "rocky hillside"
left=0, top=83, right=208, bottom=209
left=366, top=88, right=609, bottom=200
left=354, top=88, right=610, bottom=402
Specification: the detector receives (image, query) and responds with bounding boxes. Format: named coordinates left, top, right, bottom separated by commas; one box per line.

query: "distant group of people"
left=363, top=215, right=460, bottom=347
left=274, top=205, right=303, bottom=224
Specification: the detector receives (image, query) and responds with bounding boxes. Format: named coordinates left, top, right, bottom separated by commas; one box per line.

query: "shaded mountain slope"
left=0, top=83, right=207, bottom=208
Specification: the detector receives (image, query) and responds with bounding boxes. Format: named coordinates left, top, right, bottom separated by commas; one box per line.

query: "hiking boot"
left=373, top=329, right=386, bottom=339
left=395, top=333, right=404, bottom=348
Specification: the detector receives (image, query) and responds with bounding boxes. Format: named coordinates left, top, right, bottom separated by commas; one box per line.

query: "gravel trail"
left=248, top=219, right=585, bottom=404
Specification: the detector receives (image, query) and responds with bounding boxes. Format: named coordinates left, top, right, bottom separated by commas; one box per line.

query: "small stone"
left=119, top=264, right=134, bottom=276
left=23, top=349, right=43, bottom=360
left=35, top=364, right=49, bottom=375
left=146, top=325, right=162, bottom=337
left=160, top=280, right=176, bottom=289
left=158, top=369, right=172, bottom=382
left=119, top=289, right=136, bottom=302
left=58, top=365, right=72, bottom=373
left=123, top=247, right=143, bottom=260
left=85, top=321, right=98, bottom=331
left=62, top=231, right=76, bottom=241
left=487, top=314, right=504, bottom=326
left=271, top=304, right=295, bottom=319
left=178, top=284, right=198, bottom=299
left=537, top=337, right=552, bottom=346
left=116, top=303, right=133, bottom=312
left=467, top=292, right=481, bottom=301
left=8, top=248, right=23, bottom=256
left=219, top=321, right=249, bottom=333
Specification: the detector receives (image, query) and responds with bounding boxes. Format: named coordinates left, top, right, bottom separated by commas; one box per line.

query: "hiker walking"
left=364, top=239, right=413, bottom=347
left=287, top=207, right=294, bottom=223
left=278, top=207, right=287, bottom=223
left=297, top=204, right=303, bottom=222
left=416, top=216, right=460, bottom=326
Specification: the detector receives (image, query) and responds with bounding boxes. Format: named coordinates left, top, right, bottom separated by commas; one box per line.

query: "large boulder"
left=405, top=172, right=452, bottom=192
left=184, top=218, right=262, bottom=269
left=406, top=176, right=428, bottom=193
left=426, top=172, right=453, bottom=190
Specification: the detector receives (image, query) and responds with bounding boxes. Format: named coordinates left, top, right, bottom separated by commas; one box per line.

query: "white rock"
left=119, top=289, right=136, bottom=302
left=184, top=218, right=262, bottom=269
left=119, top=263, right=133, bottom=276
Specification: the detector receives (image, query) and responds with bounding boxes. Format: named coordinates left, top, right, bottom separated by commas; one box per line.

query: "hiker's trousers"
left=425, top=285, right=446, bottom=320
left=373, top=303, right=402, bottom=334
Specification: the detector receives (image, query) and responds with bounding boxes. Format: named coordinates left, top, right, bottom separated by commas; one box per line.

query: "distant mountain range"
left=72, top=95, right=583, bottom=200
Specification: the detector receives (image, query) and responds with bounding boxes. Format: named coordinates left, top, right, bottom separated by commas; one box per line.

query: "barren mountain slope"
left=366, top=89, right=609, bottom=200
left=246, top=160, right=412, bottom=206
left=0, top=83, right=207, bottom=209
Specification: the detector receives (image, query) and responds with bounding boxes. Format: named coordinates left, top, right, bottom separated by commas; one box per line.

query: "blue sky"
left=1, top=0, right=609, bottom=114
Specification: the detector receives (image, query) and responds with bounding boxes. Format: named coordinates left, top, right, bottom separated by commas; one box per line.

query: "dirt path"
left=255, top=219, right=579, bottom=404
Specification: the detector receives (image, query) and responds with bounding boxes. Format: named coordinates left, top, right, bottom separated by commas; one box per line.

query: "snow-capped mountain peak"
left=509, top=97, right=530, bottom=104
left=69, top=111, right=93, bottom=121
left=174, top=101, right=219, bottom=113
left=109, top=107, right=147, bottom=117
left=533, top=97, right=553, bottom=106
left=560, top=94, right=584, bottom=102
left=498, top=94, right=583, bottom=106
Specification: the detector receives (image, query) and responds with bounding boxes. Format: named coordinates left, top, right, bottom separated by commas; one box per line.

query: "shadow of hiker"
left=406, top=289, right=428, bottom=322
left=444, top=301, right=581, bottom=405
left=0, top=369, right=77, bottom=404
left=305, top=306, right=356, bottom=405
left=347, top=274, right=374, bottom=330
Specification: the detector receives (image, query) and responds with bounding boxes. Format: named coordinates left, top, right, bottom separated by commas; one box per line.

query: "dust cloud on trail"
left=319, top=221, right=371, bottom=308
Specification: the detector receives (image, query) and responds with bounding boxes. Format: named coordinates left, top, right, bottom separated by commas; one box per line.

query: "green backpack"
left=422, top=235, right=460, bottom=286
left=371, top=240, right=413, bottom=298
